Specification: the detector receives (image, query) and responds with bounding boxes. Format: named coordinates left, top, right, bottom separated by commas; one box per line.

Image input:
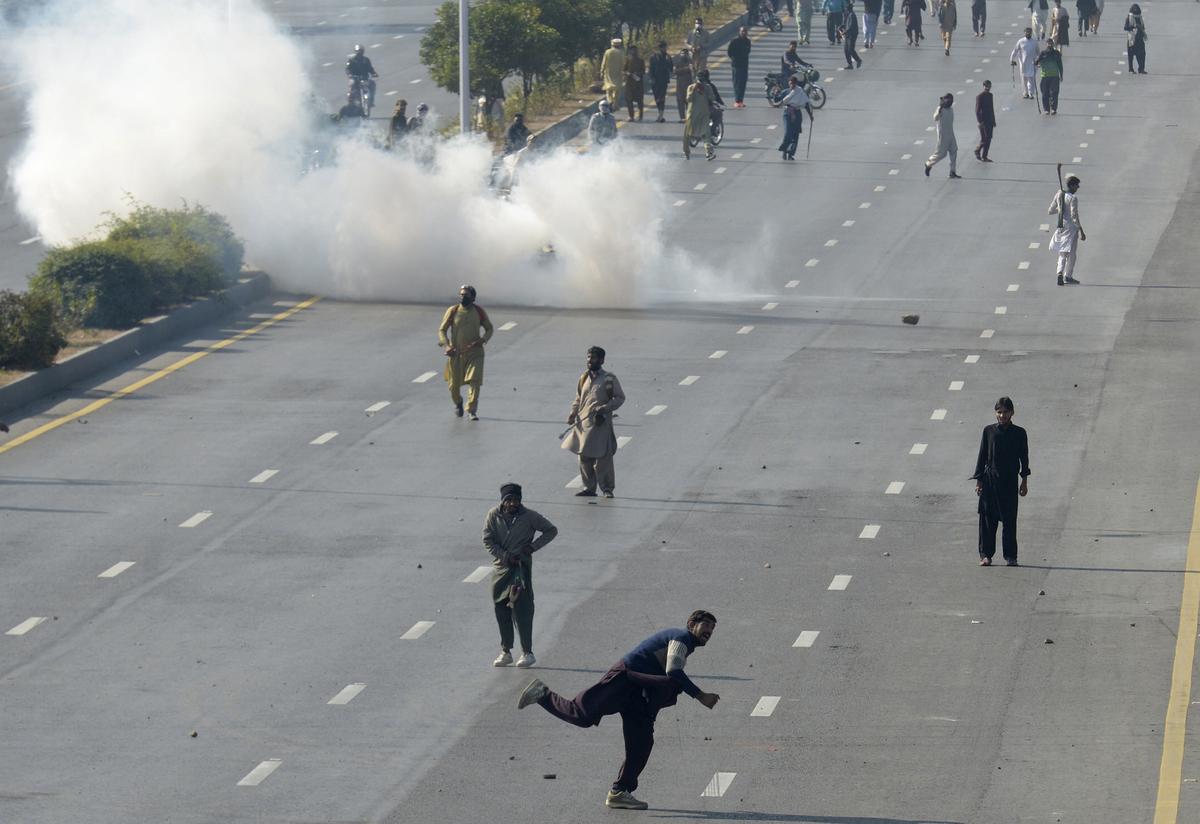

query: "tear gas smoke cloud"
left=7, top=0, right=757, bottom=307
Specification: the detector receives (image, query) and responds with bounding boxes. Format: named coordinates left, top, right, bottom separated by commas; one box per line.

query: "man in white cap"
left=601, top=37, right=626, bottom=111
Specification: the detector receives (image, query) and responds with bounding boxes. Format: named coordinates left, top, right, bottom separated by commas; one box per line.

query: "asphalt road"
left=2, top=2, right=1200, bottom=823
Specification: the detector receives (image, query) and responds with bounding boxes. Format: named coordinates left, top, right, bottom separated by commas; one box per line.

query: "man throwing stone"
left=924, top=93, right=961, bottom=179
left=517, top=610, right=720, bottom=810
left=562, top=346, right=625, bottom=498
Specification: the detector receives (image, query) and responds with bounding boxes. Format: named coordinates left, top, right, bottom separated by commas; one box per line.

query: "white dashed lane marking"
left=785, top=279, right=800, bottom=288
left=679, top=375, right=701, bottom=385
left=714, top=167, right=727, bottom=174
left=1073, top=156, right=1083, bottom=163
left=859, top=202, right=871, bottom=209
left=365, top=401, right=391, bottom=412
left=980, top=329, right=995, bottom=338
left=1028, top=242, right=1039, bottom=249
left=1040, top=223, right=1050, bottom=231
left=762, top=302, right=778, bottom=310
left=949, top=381, right=964, bottom=391
left=400, top=621, right=435, bottom=640
left=1007, top=284, right=1020, bottom=292
left=18, top=236, right=41, bottom=245
left=237, top=759, right=282, bottom=787
left=931, top=408, right=948, bottom=420
left=98, top=561, right=136, bottom=578
left=793, top=630, right=820, bottom=648
left=737, top=325, right=755, bottom=334
left=6, top=617, right=48, bottom=636
left=179, top=511, right=212, bottom=528
left=859, top=524, right=881, bottom=539
left=910, top=443, right=928, bottom=455
left=565, top=476, right=584, bottom=490
left=413, top=371, right=437, bottom=383
left=885, top=481, right=905, bottom=495
left=701, top=773, right=737, bottom=798
left=842, top=220, right=855, bottom=227
left=1017, top=261, right=1030, bottom=270
left=674, top=199, right=687, bottom=207
left=463, top=565, right=492, bottom=584
left=327, top=683, right=366, bottom=705
left=901, top=153, right=912, bottom=159
left=874, top=185, right=886, bottom=192
left=750, top=137, right=762, bottom=144
left=964, top=355, right=980, bottom=364
left=498, top=321, right=517, bottom=331
left=806, top=258, right=820, bottom=267
left=751, top=696, right=781, bottom=717
left=828, top=575, right=852, bottom=591
left=310, top=431, right=339, bottom=445
left=995, top=306, right=1007, bottom=315
left=888, top=168, right=899, bottom=175
left=709, top=350, right=727, bottom=359
left=824, top=239, right=838, bottom=247
left=694, top=183, right=707, bottom=191
left=249, top=469, right=279, bottom=484
left=645, top=405, right=668, bottom=416
left=732, top=153, right=744, bottom=159
left=617, top=436, right=632, bottom=449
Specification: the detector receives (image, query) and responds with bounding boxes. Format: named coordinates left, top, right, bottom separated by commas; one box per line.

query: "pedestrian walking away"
left=437, top=285, right=494, bottom=420
left=1034, top=39, right=1063, bottom=114
left=924, top=93, right=960, bottom=178
left=824, top=0, right=847, bottom=43
left=1124, top=4, right=1148, bottom=73
left=1090, top=0, right=1104, bottom=34
left=517, top=611, right=721, bottom=811
left=841, top=1, right=864, bottom=67
left=863, top=0, right=882, bottom=46
left=971, top=397, right=1031, bottom=566
left=1048, top=173, right=1085, bottom=284
left=561, top=346, right=626, bottom=497
left=1050, top=0, right=1070, bottom=46
left=601, top=38, right=626, bottom=111
left=778, top=74, right=813, bottom=160
left=798, top=0, right=815, bottom=43
left=974, top=80, right=995, bottom=161
left=483, top=483, right=558, bottom=669
left=624, top=45, right=645, bottom=121
left=903, top=0, right=927, bottom=45
left=673, top=47, right=694, bottom=122
left=1010, top=27, right=1039, bottom=99
left=971, top=0, right=986, bottom=35
left=883, top=0, right=896, bottom=24
left=1029, top=0, right=1049, bottom=38
left=939, top=0, right=958, bottom=54
left=727, top=26, right=753, bottom=106
left=1075, top=0, right=1095, bottom=36
left=649, top=41, right=674, bottom=122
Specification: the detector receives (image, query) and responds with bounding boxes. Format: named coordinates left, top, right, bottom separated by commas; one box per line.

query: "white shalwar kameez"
left=1011, top=36, right=1039, bottom=98
left=1048, top=190, right=1081, bottom=280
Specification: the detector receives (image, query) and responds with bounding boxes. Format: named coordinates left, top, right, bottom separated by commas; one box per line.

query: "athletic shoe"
left=517, top=679, right=549, bottom=709
left=1057, top=275, right=1065, bottom=286
left=948, top=172, right=962, bottom=179
left=602, top=490, right=615, bottom=498
left=1006, top=559, right=1020, bottom=566
left=606, top=791, right=649, bottom=810
left=924, top=163, right=931, bottom=176
left=575, top=489, right=597, bottom=497
left=981, top=157, right=994, bottom=162
left=516, top=652, right=536, bottom=668
left=1064, top=277, right=1080, bottom=284
left=467, top=411, right=479, bottom=421
left=493, top=650, right=513, bottom=667
left=454, top=403, right=464, bottom=418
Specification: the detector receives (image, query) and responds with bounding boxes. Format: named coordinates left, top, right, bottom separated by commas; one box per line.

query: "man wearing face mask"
left=971, top=397, right=1031, bottom=566
left=437, top=285, right=494, bottom=420
left=561, top=346, right=625, bottom=498
left=483, top=483, right=558, bottom=668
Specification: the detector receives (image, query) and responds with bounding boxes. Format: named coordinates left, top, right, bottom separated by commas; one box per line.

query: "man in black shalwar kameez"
left=971, top=397, right=1031, bottom=566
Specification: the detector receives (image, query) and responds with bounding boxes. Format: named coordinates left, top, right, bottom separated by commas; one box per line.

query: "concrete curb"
left=532, top=13, right=751, bottom=150
left=0, top=271, right=271, bottom=418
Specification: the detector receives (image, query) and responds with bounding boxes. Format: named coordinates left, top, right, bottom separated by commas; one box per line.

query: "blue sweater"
left=622, top=628, right=703, bottom=698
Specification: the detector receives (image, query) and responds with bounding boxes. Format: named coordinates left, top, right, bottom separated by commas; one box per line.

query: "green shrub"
left=29, top=241, right=153, bottom=329
left=115, top=235, right=225, bottom=306
left=0, top=289, right=66, bottom=369
left=106, top=201, right=244, bottom=282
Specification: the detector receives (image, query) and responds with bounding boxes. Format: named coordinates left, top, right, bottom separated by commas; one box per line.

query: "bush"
left=115, top=235, right=226, bottom=306
left=0, top=289, right=66, bottom=369
left=106, top=202, right=244, bottom=282
left=29, top=241, right=154, bottom=329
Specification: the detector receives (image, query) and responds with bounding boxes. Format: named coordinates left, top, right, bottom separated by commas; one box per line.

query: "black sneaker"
left=924, top=163, right=931, bottom=177
left=1057, top=275, right=1065, bottom=286
left=575, top=489, right=597, bottom=497
left=948, top=172, right=962, bottom=179
left=454, top=403, right=464, bottom=418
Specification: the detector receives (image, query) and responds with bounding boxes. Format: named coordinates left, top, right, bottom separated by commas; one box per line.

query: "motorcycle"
left=349, top=75, right=374, bottom=118
left=687, top=103, right=725, bottom=148
left=756, top=3, right=785, bottom=30
left=763, top=67, right=827, bottom=110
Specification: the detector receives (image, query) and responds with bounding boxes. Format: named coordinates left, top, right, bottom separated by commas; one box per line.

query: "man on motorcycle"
left=345, top=45, right=378, bottom=108
left=335, top=90, right=365, bottom=122
left=780, top=40, right=816, bottom=78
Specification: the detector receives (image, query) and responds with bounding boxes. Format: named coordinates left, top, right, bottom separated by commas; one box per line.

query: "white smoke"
left=5, top=0, right=754, bottom=307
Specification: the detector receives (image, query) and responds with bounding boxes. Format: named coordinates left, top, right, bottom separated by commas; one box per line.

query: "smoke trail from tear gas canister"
left=6, top=0, right=747, bottom=307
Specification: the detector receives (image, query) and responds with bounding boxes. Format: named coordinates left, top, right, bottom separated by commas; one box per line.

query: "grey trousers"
left=579, top=454, right=615, bottom=493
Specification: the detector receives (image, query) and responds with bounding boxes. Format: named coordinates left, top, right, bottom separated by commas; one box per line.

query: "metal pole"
left=458, top=0, right=470, bottom=134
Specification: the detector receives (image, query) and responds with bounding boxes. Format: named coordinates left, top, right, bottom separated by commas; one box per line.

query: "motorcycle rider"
left=345, top=45, right=378, bottom=109
left=780, top=40, right=815, bottom=78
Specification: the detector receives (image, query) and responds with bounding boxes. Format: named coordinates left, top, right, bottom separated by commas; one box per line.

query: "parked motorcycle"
left=763, top=68, right=827, bottom=110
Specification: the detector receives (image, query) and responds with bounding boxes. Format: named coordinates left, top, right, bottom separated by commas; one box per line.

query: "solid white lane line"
left=179, top=511, right=212, bottom=528
left=980, top=329, right=995, bottom=338
left=617, top=435, right=632, bottom=449
left=1017, top=261, right=1030, bottom=270
left=785, top=279, right=800, bottom=288
left=413, top=371, right=437, bottom=383
left=762, top=302, right=778, bottom=310
left=674, top=199, right=687, bottom=207
left=701, top=772, right=737, bottom=797
left=709, top=350, right=727, bottom=359
left=751, top=696, right=782, bottom=717
left=737, top=325, right=755, bottom=334
left=6, top=617, right=48, bottom=636
left=793, top=630, right=820, bottom=648
left=249, top=469, right=279, bottom=484
left=679, top=375, right=701, bottom=385
left=842, top=220, right=856, bottom=227
left=565, top=475, right=584, bottom=489
left=824, top=239, right=838, bottom=247
left=714, top=167, right=727, bottom=174
left=400, top=621, right=435, bottom=640
left=498, top=321, right=518, bottom=331
left=910, top=443, right=928, bottom=455
left=885, top=481, right=905, bottom=495
left=931, top=408, right=948, bottom=420
left=99, top=561, right=136, bottom=578
left=859, top=202, right=871, bottom=209
left=328, top=683, right=366, bottom=705
left=693, top=183, right=707, bottom=191
left=949, top=381, right=964, bottom=391
left=646, top=405, right=668, bottom=416
left=828, top=575, right=852, bottom=591
left=806, top=258, right=820, bottom=267
left=995, top=306, right=1007, bottom=315
left=859, top=524, right=880, bottom=539
left=237, top=759, right=282, bottom=787
left=310, top=431, right=339, bottom=445
left=964, top=355, right=980, bottom=364
left=463, top=565, right=492, bottom=583
left=365, top=401, right=391, bottom=412
left=1007, top=284, right=1020, bottom=292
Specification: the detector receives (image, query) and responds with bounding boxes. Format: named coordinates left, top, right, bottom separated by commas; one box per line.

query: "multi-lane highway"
left=2, top=2, right=1199, bottom=823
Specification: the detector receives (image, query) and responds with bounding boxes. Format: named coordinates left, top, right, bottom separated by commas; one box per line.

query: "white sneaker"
left=605, top=790, right=649, bottom=810
left=492, top=650, right=513, bottom=667
left=516, top=652, right=536, bottom=668
left=517, top=678, right=549, bottom=709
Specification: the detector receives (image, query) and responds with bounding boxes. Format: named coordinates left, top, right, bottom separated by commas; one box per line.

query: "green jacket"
left=483, top=505, right=558, bottom=603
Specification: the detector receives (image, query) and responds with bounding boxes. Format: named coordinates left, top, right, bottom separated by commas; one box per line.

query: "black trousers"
left=652, top=81, right=669, bottom=113
left=972, top=3, right=986, bottom=32
left=1040, top=75, right=1060, bottom=112
left=1127, top=43, right=1145, bottom=72
left=827, top=11, right=843, bottom=42
left=731, top=64, right=749, bottom=102
left=977, top=122, right=993, bottom=158
left=844, top=33, right=860, bottom=66
left=978, top=493, right=1019, bottom=561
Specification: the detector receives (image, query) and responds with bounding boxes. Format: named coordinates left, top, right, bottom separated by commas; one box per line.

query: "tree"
left=533, top=0, right=614, bottom=62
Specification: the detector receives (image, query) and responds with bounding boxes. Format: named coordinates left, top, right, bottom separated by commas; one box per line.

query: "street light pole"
left=458, top=0, right=470, bottom=133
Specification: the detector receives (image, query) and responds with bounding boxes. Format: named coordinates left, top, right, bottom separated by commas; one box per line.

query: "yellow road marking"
left=0, top=296, right=320, bottom=456
left=1154, top=476, right=1200, bottom=824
